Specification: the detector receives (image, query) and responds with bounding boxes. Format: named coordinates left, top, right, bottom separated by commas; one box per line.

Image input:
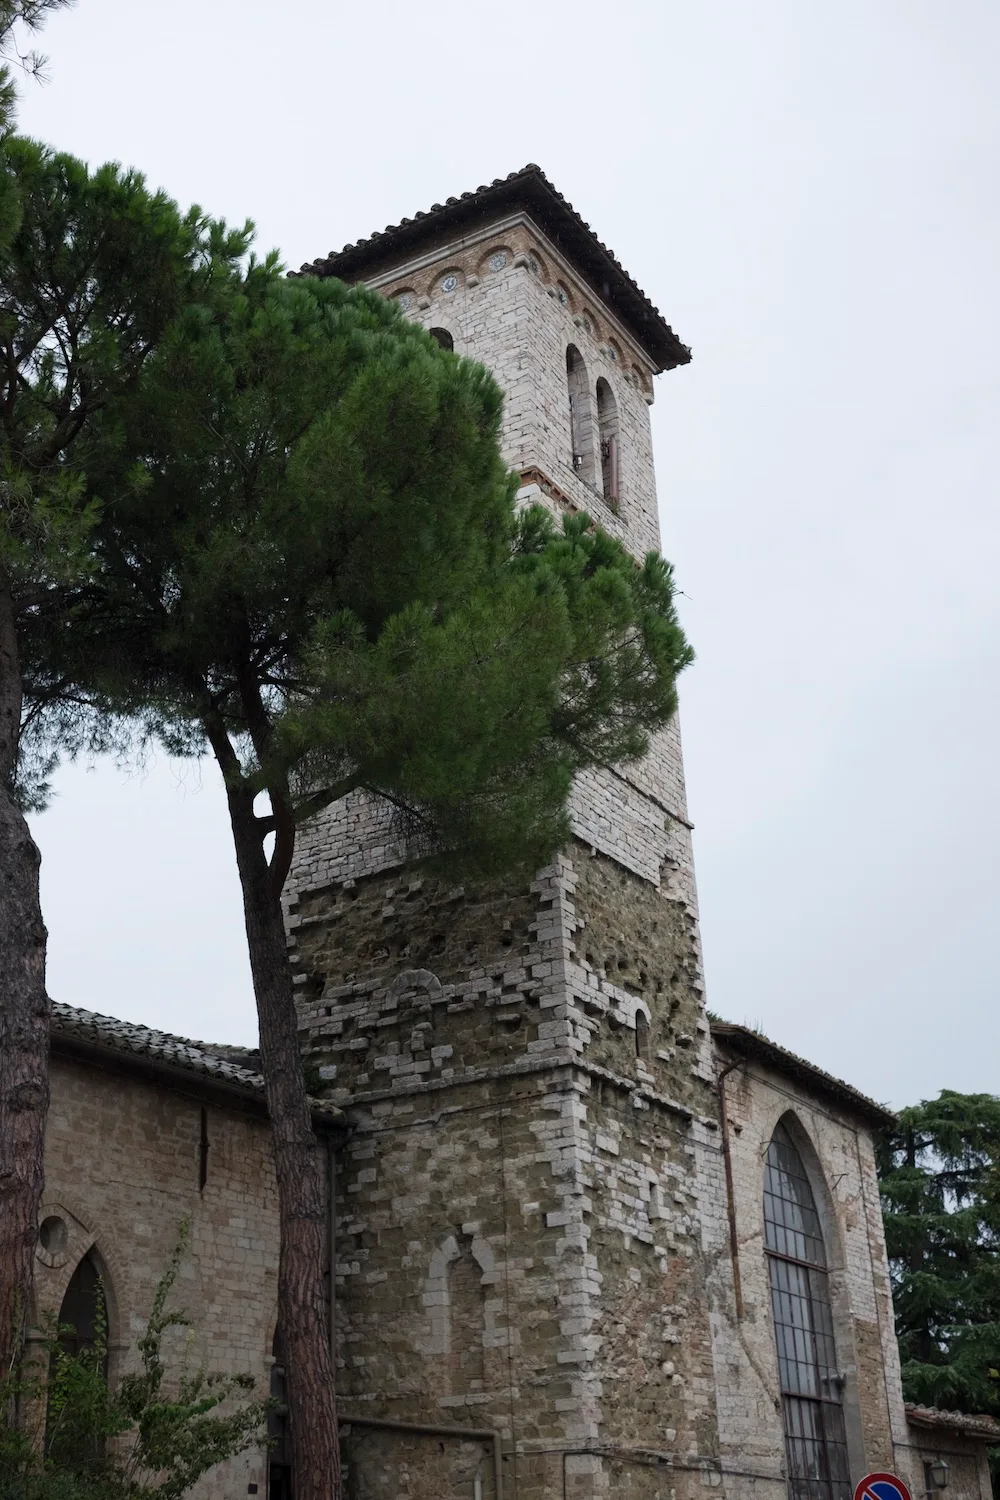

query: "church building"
left=35, top=167, right=998, bottom=1500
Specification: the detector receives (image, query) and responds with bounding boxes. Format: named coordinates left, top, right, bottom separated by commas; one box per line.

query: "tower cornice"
left=294, top=164, right=691, bottom=374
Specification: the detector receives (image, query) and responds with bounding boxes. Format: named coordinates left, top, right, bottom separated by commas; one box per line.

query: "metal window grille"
left=764, top=1123, right=851, bottom=1500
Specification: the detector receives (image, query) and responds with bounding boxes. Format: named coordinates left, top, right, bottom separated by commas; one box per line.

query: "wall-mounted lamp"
left=925, top=1458, right=950, bottom=1492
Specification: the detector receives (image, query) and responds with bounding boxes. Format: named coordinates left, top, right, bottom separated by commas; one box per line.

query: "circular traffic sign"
left=854, top=1473, right=912, bottom=1500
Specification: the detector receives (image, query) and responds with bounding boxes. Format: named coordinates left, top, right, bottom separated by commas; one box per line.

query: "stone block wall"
left=36, top=1055, right=282, bottom=1499
left=356, top=214, right=663, bottom=561
left=696, top=1050, right=911, bottom=1500
left=284, top=203, right=727, bottom=1498
left=289, top=840, right=723, bottom=1500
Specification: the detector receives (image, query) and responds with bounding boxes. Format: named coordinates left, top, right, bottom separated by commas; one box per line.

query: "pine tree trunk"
left=0, top=574, right=50, bottom=1379
left=225, top=785, right=340, bottom=1500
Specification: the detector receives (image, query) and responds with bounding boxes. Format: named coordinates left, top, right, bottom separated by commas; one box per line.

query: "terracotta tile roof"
left=905, top=1403, right=1000, bottom=1440
left=710, top=1020, right=896, bottom=1129
left=50, top=1002, right=342, bottom=1125
left=295, top=164, right=691, bottom=374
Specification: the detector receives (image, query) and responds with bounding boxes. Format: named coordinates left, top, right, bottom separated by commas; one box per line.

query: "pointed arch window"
left=57, top=1251, right=104, bottom=1362
left=764, top=1122, right=851, bottom=1500
left=47, top=1251, right=108, bottom=1466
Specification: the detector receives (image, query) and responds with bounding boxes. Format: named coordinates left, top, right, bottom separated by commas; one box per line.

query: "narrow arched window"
left=764, top=1123, right=851, bottom=1500
left=447, top=1239, right=485, bottom=1393
left=268, top=1327, right=293, bottom=1500
left=47, top=1251, right=108, bottom=1465
left=635, top=1010, right=649, bottom=1061
left=566, top=346, right=595, bottom=484
left=429, top=327, right=454, bottom=351
left=57, top=1251, right=104, bottom=1361
left=596, top=378, right=620, bottom=506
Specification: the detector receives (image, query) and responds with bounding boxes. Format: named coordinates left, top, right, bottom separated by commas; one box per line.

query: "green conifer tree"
left=0, top=132, right=248, bottom=1380
left=878, top=1090, right=1000, bottom=1422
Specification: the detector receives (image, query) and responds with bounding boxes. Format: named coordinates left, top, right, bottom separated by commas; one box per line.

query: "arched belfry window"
left=429, top=327, right=454, bottom=351
left=764, top=1122, right=851, bottom=1500
left=596, top=378, right=620, bottom=506
left=566, top=346, right=595, bottom=484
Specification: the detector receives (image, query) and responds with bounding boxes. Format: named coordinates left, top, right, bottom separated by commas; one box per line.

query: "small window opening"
left=597, top=378, right=620, bottom=506
left=635, top=1011, right=649, bottom=1060
left=429, top=327, right=454, bottom=351
left=566, top=345, right=595, bottom=483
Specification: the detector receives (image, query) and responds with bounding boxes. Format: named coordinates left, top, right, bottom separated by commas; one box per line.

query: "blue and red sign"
left=854, top=1473, right=912, bottom=1500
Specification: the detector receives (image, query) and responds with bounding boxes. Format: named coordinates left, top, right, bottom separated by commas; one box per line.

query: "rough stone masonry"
left=282, top=167, right=996, bottom=1500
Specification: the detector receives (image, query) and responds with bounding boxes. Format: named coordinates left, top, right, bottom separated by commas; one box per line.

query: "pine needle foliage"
left=54, top=257, right=694, bottom=877
left=877, top=1090, right=1000, bottom=1422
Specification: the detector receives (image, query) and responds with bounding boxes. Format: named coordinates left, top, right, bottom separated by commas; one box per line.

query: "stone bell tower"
left=285, top=166, right=722, bottom=1500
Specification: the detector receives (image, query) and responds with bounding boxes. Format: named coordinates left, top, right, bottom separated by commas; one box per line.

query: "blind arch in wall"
left=764, top=1121, right=851, bottom=1500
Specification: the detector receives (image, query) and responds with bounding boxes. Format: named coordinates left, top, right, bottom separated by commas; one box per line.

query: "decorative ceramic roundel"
left=528, top=256, right=541, bottom=276
left=441, top=274, right=459, bottom=293
left=582, top=314, right=594, bottom=335
left=557, top=287, right=568, bottom=305
left=608, top=344, right=619, bottom=361
left=488, top=252, right=508, bottom=272
left=396, top=293, right=412, bottom=312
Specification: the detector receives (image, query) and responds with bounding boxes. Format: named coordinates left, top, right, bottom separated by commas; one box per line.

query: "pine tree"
left=0, top=133, right=248, bottom=1381
left=877, top=1090, right=1000, bottom=1419
left=35, top=255, right=693, bottom=1498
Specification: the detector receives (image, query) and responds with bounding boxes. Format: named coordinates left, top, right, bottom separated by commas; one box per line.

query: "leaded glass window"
left=764, top=1122, right=851, bottom=1500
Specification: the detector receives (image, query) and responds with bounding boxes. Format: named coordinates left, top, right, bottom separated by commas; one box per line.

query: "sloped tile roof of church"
left=51, top=1002, right=342, bottom=1125
left=905, top=1403, right=1000, bottom=1439
left=710, top=1020, right=896, bottom=1129
left=295, top=164, right=691, bottom=374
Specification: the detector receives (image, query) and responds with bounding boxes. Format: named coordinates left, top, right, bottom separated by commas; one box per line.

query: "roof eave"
left=710, top=1022, right=896, bottom=1130
left=50, top=1029, right=344, bottom=1133
left=905, top=1403, right=1000, bottom=1440
left=295, top=165, right=690, bottom=375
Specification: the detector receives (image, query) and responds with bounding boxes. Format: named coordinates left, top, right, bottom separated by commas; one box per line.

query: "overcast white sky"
left=16, top=0, right=1000, bottom=1109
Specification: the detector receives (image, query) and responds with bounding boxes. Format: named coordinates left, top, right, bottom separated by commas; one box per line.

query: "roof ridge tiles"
left=293, top=163, right=690, bottom=373
left=709, top=1018, right=896, bottom=1128
left=50, top=1001, right=341, bottom=1121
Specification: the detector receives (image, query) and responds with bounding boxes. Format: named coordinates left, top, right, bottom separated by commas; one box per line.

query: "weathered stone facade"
left=280, top=168, right=998, bottom=1500
left=35, top=168, right=997, bottom=1500
left=34, top=1007, right=342, bottom=1500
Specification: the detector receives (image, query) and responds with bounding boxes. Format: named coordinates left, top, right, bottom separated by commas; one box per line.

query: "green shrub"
left=1, top=1223, right=266, bottom=1499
